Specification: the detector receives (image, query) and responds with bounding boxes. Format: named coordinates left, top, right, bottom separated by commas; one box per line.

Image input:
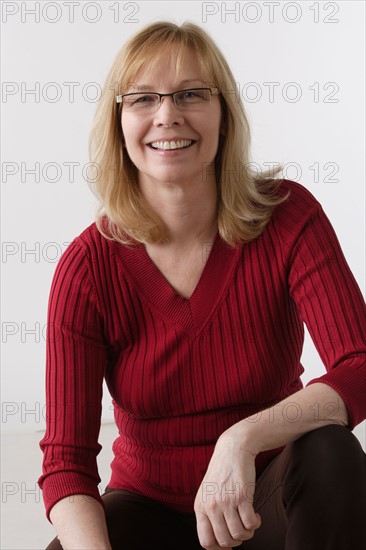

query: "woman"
left=39, top=21, right=366, bottom=550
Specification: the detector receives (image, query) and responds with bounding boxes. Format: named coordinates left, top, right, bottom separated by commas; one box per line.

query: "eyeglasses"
left=116, top=87, right=220, bottom=112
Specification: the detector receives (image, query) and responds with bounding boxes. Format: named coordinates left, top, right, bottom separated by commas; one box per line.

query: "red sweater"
left=38, top=180, right=366, bottom=521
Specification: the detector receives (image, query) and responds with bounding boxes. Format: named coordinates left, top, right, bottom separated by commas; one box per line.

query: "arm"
left=233, top=381, right=348, bottom=454
left=49, top=495, right=111, bottom=550
left=38, top=239, right=110, bottom=543
left=195, top=192, right=365, bottom=549
left=195, top=383, right=348, bottom=549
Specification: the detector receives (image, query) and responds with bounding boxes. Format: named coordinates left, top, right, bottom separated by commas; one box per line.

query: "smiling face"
left=120, top=47, right=222, bottom=190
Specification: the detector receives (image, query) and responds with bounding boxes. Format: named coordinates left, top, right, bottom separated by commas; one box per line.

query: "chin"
left=149, top=171, right=195, bottom=186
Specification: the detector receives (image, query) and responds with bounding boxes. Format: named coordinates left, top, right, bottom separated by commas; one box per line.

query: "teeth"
left=150, top=140, right=193, bottom=150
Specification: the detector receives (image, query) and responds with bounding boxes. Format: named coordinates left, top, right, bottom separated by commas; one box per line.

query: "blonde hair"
left=89, top=21, right=289, bottom=246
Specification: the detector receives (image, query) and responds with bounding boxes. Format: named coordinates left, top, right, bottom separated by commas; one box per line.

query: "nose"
left=153, top=96, right=184, bottom=127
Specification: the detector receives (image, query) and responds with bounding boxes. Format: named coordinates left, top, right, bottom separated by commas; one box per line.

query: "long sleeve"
left=38, top=239, right=108, bottom=522
left=285, top=200, right=366, bottom=429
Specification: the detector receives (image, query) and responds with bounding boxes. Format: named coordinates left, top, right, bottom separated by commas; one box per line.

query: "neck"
left=139, top=175, right=218, bottom=247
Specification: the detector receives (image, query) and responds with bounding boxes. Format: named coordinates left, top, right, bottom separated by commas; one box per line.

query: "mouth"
left=148, top=139, right=195, bottom=151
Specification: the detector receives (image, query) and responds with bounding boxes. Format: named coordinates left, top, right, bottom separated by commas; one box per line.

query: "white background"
left=1, top=1, right=365, bottom=444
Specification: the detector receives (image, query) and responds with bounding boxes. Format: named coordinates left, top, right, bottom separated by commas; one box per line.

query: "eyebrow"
left=136, top=79, right=205, bottom=91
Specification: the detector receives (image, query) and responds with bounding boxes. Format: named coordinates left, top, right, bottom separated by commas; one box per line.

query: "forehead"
left=126, top=45, right=213, bottom=91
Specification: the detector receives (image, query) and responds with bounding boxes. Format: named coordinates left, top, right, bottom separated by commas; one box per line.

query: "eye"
left=182, top=90, right=204, bottom=101
left=133, top=94, right=155, bottom=104
left=123, top=94, right=157, bottom=108
left=177, top=89, right=210, bottom=104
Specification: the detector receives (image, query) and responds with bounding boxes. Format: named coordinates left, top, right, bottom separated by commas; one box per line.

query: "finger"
left=238, top=500, right=262, bottom=531
left=207, top=508, right=245, bottom=549
left=196, top=510, right=219, bottom=549
left=223, top=507, right=256, bottom=543
left=195, top=510, right=233, bottom=550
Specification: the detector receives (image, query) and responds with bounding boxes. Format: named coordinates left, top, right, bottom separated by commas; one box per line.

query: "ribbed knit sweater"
left=38, top=179, right=366, bottom=522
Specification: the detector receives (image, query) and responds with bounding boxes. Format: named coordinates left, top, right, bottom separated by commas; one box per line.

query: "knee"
left=288, top=424, right=366, bottom=482
left=295, top=424, right=363, bottom=461
left=282, top=424, right=366, bottom=510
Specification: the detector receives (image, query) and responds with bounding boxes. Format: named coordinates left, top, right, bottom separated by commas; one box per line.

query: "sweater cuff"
left=39, top=471, right=105, bottom=523
left=306, top=356, right=366, bottom=430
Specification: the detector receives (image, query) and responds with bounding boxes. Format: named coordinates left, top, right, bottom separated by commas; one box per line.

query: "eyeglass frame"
left=115, top=87, right=221, bottom=110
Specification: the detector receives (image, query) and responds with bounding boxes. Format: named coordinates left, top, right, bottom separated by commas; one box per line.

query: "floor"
left=1, top=422, right=365, bottom=549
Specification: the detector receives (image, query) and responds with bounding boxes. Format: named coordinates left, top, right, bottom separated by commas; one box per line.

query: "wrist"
left=219, top=420, right=262, bottom=457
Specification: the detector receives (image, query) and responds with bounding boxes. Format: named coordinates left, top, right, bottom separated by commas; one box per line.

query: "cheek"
left=120, top=118, right=135, bottom=162
left=122, top=120, right=147, bottom=153
left=121, top=115, right=137, bottom=143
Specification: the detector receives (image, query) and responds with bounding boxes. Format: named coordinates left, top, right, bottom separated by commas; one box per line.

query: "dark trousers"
left=46, top=425, right=366, bottom=549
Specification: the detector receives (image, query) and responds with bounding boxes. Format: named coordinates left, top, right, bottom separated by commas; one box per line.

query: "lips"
left=148, top=139, right=195, bottom=151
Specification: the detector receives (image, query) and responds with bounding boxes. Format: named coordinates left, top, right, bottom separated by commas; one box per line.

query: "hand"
left=194, top=431, right=261, bottom=549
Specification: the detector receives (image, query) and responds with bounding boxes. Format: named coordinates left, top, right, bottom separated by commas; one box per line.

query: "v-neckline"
left=115, top=233, right=241, bottom=337
left=143, top=232, right=221, bottom=302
